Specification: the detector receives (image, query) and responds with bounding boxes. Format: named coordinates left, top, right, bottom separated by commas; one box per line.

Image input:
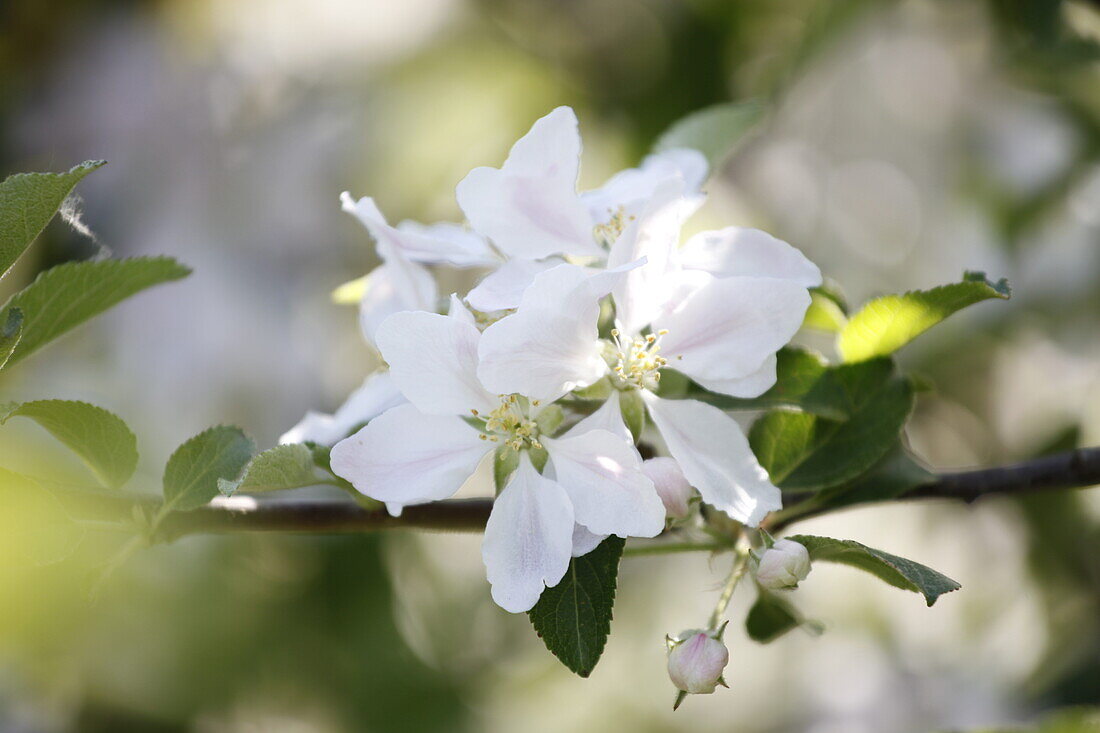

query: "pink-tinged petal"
left=331, top=404, right=491, bottom=508
left=465, top=258, right=561, bottom=313
left=678, top=227, right=822, bottom=287
left=358, top=254, right=438, bottom=346
left=571, top=523, right=608, bottom=557
left=375, top=311, right=497, bottom=416
left=607, top=178, right=703, bottom=335
left=543, top=429, right=665, bottom=538
left=642, top=456, right=694, bottom=519
left=482, top=454, right=575, bottom=613
left=456, top=107, right=598, bottom=260
left=341, top=192, right=495, bottom=268
left=563, top=390, right=632, bottom=444
left=583, top=147, right=709, bottom=220
left=642, top=394, right=781, bottom=526
left=655, top=275, right=810, bottom=383
left=689, top=352, right=777, bottom=399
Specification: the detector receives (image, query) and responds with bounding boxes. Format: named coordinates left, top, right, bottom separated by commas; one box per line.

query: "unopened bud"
left=755, top=539, right=811, bottom=590
left=666, top=627, right=729, bottom=697
left=642, top=457, right=693, bottom=519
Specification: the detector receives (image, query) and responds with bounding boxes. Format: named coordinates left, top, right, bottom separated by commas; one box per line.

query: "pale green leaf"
left=162, top=426, right=253, bottom=512
left=218, top=443, right=326, bottom=496
left=653, top=100, right=765, bottom=170
left=802, top=291, right=848, bottom=332
left=790, top=534, right=961, bottom=606
left=528, top=536, right=625, bottom=677
left=0, top=467, right=84, bottom=565
left=0, top=161, right=106, bottom=280
left=0, top=308, right=23, bottom=371
left=0, top=256, right=190, bottom=367
left=838, top=272, right=1010, bottom=362
left=1, top=400, right=138, bottom=489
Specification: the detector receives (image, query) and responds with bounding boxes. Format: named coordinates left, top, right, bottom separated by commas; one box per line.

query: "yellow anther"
left=470, top=409, right=480, bottom=416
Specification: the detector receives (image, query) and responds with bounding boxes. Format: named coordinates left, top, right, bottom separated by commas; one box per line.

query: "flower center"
left=593, top=206, right=634, bottom=248
left=610, top=328, right=669, bottom=391
left=473, top=395, right=543, bottom=451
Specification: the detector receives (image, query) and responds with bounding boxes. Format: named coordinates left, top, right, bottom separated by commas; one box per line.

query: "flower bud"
left=755, top=538, right=811, bottom=590
left=666, top=628, right=729, bottom=695
left=642, top=457, right=694, bottom=519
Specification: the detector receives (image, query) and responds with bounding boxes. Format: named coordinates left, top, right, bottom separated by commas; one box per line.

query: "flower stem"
left=707, top=547, right=751, bottom=631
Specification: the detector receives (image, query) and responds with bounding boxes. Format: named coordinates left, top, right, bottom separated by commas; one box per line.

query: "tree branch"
left=56, top=447, right=1100, bottom=539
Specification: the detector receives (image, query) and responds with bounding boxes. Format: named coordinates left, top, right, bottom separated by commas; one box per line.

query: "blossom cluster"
left=284, top=107, right=821, bottom=613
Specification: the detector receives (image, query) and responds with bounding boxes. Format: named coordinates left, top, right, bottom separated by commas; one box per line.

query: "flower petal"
left=331, top=404, right=491, bottom=508
left=465, top=257, right=561, bottom=313
left=358, top=254, right=438, bottom=346
left=642, top=393, right=781, bottom=526
left=571, top=523, right=608, bottom=557
left=447, top=293, right=477, bottom=327
left=607, top=178, right=703, bottom=335
left=642, top=456, right=694, bottom=519
left=655, top=274, right=810, bottom=383
left=482, top=454, right=575, bottom=613
left=582, top=148, right=709, bottom=220
left=678, top=227, right=822, bottom=287
left=456, top=107, right=599, bottom=260
left=688, top=352, right=777, bottom=399
left=279, top=411, right=340, bottom=447
left=341, top=192, right=496, bottom=268
left=543, top=429, right=665, bottom=537
left=563, top=390, right=632, bottom=444
left=375, top=311, right=497, bottom=416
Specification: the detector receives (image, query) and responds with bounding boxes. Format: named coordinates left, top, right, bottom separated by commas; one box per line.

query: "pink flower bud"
left=642, top=457, right=693, bottom=519
left=756, top=538, right=811, bottom=590
left=666, top=628, right=729, bottom=694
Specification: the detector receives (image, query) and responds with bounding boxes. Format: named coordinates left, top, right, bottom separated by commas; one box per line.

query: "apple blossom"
left=666, top=627, right=730, bottom=696
left=279, top=371, right=405, bottom=447
left=755, top=538, right=812, bottom=590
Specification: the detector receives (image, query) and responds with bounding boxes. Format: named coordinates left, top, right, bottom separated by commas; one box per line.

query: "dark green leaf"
left=1, top=400, right=138, bottom=489
left=745, top=589, right=801, bottom=643
left=162, top=426, right=253, bottom=512
left=0, top=307, right=23, bottom=371
left=813, top=446, right=934, bottom=511
left=838, top=271, right=1010, bottom=362
left=748, top=368, right=915, bottom=492
left=218, top=443, right=324, bottom=496
left=653, top=100, right=764, bottom=171
left=0, top=467, right=84, bottom=564
left=0, top=256, right=190, bottom=367
left=528, top=536, right=625, bottom=677
left=790, top=534, right=961, bottom=606
left=0, top=161, right=106, bottom=279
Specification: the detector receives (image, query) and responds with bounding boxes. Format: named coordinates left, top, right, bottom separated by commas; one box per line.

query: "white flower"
left=755, top=538, right=811, bottom=590
left=582, top=147, right=708, bottom=222
left=666, top=628, right=729, bottom=695
left=279, top=371, right=406, bottom=446
left=329, top=304, right=664, bottom=613
left=642, top=456, right=693, bottom=519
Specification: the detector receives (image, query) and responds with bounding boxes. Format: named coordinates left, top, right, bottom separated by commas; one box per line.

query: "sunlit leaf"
left=653, top=100, right=764, bottom=170
left=0, top=467, right=84, bottom=565
left=1, top=400, right=138, bottom=489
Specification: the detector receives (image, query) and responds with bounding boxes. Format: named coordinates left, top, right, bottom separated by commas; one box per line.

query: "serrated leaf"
left=0, top=256, right=190, bottom=367
left=812, top=446, right=933, bottom=511
left=218, top=443, right=324, bottom=496
left=790, top=534, right=961, bottom=606
left=0, top=467, right=84, bottom=565
left=749, top=367, right=914, bottom=492
left=838, top=271, right=1011, bottom=362
left=0, top=307, right=23, bottom=371
left=528, top=536, right=625, bottom=677
left=653, top=100, right=765, bottom=170
left=0, top=161, right=105, bottom=280
left=0, top=400, right=138, bottom=489
left=802, top=291, right=848, bottom=332
left=162, top=426, right=253, bottom=512
left=683, top=348, right=896, bottom=420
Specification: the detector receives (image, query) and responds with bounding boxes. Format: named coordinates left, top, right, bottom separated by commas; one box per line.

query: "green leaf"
left=802, top=291, right=848, bottom=333
left=789, top=534, right=961, bottom=606
left=814, top=446, right=934, bottom=511
left=0, top=467, right=84, bottom=564
left=0, top=307, right=23, bottom=371
left=653, top=100, right=765, bottom=170
left=745, top=588, right=821, bottom=643
left=0, top=400, right=138, bottom=489
left=162, top=426, right=253, bottom=512
left=493, top=445, right=520, bottom=494
left=685, top=348, right=898, bottom=420
left=528, top=536, right=625, bottom=677
left=217, top=443, right=325, bottom=496
left=749, top=362, right=914, bottom=491
left=0, top=161, right=106, bottom=280
left=0, top=256, right=191, bottom=367
left=838, top=271, right=1011, bottom=362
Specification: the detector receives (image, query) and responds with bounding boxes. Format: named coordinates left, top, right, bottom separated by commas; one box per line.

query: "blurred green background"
left=2, top=0, right=1100, bottom=730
